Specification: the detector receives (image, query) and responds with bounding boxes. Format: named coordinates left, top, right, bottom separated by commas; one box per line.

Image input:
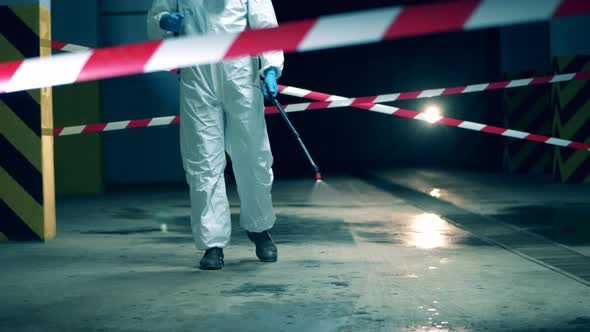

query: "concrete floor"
left=1, top=169, right=590, bottom=331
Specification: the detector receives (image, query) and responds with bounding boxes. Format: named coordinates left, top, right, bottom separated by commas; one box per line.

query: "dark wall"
left=501, top=23, right=550, bottom=74
left=100, top=0, right=184, bottom=185
left=99, top=0, right=503, bottom=184
left=262, top=0, right=503, bottom=177
left=270, top=29, right=502, bottom=177
left=52, top=0, right=104, bottom=193
left=550, top=16, right=590, bottom=56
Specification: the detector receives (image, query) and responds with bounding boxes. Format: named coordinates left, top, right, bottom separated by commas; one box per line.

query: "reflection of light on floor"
left=411, top=213, right=448, bottom=249
left=429, top=188, right=441, bottom=198
left=414, top=302, right=452, bottom=332
left=418, top=327, right=450, bottom=332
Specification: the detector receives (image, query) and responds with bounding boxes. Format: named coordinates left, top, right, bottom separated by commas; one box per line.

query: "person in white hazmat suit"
left=147, top=0, right=284, bottom=270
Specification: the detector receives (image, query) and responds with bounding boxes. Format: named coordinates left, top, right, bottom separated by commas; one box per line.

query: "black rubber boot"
left=199, top=247, right=224, bottom=270
left=247, top=231, right=278, bottom=262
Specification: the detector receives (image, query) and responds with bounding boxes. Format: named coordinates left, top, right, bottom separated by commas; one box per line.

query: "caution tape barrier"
left=279, top=86, right=590, bottom=152
left=52, top=85, right=590, bottom=152
left=2, top=0, right=589, bottom=94
left=278, top=71, right=590, bottom=103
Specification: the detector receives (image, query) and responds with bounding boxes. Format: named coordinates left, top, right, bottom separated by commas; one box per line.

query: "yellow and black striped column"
left=503, top=71, right=553, bottom=175
left=0, top=2, right=55, bottom=241
left=553, top=56, right=590, bottom=184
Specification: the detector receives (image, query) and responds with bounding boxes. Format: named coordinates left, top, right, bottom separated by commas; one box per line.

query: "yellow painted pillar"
left=0, top=1, right=55, bottom=241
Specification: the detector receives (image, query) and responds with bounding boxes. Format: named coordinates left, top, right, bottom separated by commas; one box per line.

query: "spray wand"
left=271, top=95, right=322, bottom=181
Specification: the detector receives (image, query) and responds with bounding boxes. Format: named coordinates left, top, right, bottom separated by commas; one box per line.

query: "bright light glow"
left=160, top=223, right=168, bottom=233
left=429, top=188, right=441, bottom=198
left=410, top=213, right=448, bottom=249
left=423, top=105, right=443, bottom=124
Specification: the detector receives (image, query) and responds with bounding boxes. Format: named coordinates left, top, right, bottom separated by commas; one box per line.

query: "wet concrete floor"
left=1, top=170, right=590, bottom=331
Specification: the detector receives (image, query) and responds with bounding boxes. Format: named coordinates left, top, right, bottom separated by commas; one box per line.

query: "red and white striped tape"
left=51, top=39, right=590, bottom=99
left=2, top=0, right=589, bottom=94
left=51, top=108, right=293, bottom=136
left=51, top=40, right=181, bottom=73
left=53, top=116, right=180, bottom=136
left=276, top=86, right=590, bottom=152
left=51, top=40, right=91, bottom=52
left=278, top=71, right=590, bottom=103
left=52, top=86, right=590, bottom=152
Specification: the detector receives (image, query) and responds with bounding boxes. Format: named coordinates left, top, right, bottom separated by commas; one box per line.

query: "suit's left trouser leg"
left=224, top=76, right=276, bottom=232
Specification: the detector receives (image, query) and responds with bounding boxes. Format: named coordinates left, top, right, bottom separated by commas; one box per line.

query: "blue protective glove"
left=159, top=12, right=184, bottom=34
left=262, top=67, right=279, bottom=101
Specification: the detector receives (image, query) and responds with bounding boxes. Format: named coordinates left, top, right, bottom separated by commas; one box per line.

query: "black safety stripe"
left=516, top=142, right=551, bottom=174
left=562, top=57, right=590, bottom=76
left=0, top=134, right=43, bottom=205
left=0, top=92, right=41, bottom=137
left=517, top=88, right=551, bottom=133
left=567, top=155, right=590, bottom=183
left=0, top=6, right=40, bottom=58
left=0, top=199, right=40, bottom=241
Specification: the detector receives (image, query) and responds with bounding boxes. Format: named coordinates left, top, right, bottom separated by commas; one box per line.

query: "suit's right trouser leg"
left=179, top=84, right=231, bottom=250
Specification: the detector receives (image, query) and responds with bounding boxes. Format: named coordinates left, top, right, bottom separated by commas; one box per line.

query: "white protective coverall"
left=147, top=0, right=284, bottom=250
